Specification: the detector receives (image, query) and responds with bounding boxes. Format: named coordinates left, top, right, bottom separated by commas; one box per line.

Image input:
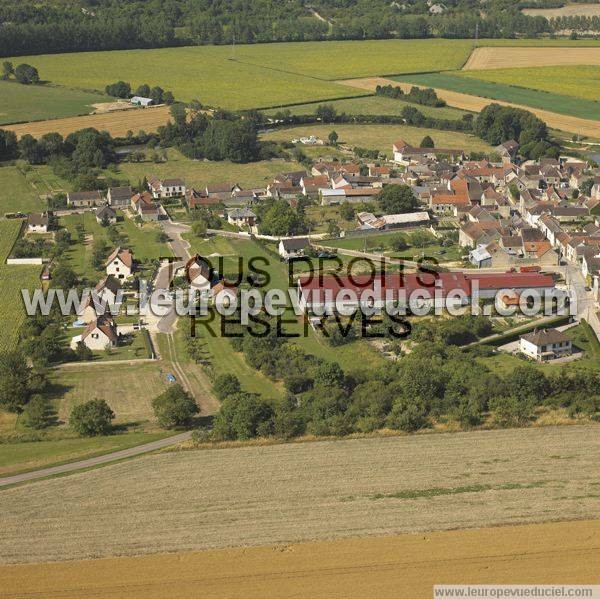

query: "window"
left=92, top=333, right=98, bottom=339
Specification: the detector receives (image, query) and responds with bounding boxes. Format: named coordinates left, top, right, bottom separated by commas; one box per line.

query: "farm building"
left=67, top=190, right=105, bottom=208
left=279, top=238, right=310, bottom=261
left=27, top=213, right=49, bottom=233
left=130, top=96, right=154, bottom=107
left=107, top=186, right=133, bottom=207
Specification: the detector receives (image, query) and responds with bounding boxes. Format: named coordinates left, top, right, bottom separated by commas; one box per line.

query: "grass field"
left=112, top=149, right=304, bottom=190
left=1, top=519, right=598, bottom=598
left=457, top=65, right=600, bottom=103
left=0, top=81, right=105, bottom=126
left=463, top=46, right=600, bottom=70
left=262, top=123, right=494, bottom=156
left=262, top=94, right=469, bottom=120
left=1, top=424, right=600, bottom=563
left=393, top=72, right=600, bottom=121
left=0, top=166, right=45, bottom=214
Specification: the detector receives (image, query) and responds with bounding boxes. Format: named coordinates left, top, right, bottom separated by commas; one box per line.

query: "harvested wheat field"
left=1, top=520, right=599, bottom=599
left=463, top=47, right=600, bottom=70
left=3, top=105, right=172, bottom=139
left=522, top=3, right=600, bottom=17
left=2, top=425, right=600, bottom=564
left=340, top=77, right=600, bottom=136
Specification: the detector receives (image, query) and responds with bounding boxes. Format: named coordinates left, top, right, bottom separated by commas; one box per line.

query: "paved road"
left=0, top=432, right=192, bottom=488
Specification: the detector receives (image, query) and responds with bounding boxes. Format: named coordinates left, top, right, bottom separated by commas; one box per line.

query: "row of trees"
left=105, top=81, right=175, bottom=105
left=376, top=84, right=446, bottom=108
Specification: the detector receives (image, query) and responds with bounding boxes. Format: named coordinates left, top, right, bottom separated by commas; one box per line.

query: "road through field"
left=3, top=105, right=173, bottom=138
left=1, top=520, right=599, bottom=598
left=339, top=77, right=600, bottom=137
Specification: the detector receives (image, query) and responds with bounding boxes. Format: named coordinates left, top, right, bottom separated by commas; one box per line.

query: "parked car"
left=318, top=251, right=337, bottom=259
left=166, top=373, right=176, bottom=383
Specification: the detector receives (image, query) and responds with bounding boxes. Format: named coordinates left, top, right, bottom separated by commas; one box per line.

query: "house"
left=95, top=205, right=117, bottom=225
left=27, top=213, right=48, bottom=233
left=519, top=328, right=572, bottom=362
left=80, top=316, right=119, bottom=351
left=105, top=247, right=133, bottom=280
left=107, top=186, right=132, bottom=207
left=67, top=190, right=104, bottom=208
left=94, top=275, right=121, bottom=306
left=205, top=183, right=242, bottom=202
left=469, top=245, right=492, bottom=268
left=227, top=208, right=256, bottom=227
left=495, top=140, right=519, bottom=162
left=186, top=188, right=215, bottom=209
left=130, top=96, right=154, bottom=107
left=131, top=191, right=160, bottom=221
left=148, top=176, right=186, bottom=199
left=185, top=255, right=214, bottom=292
left=393, top=139, right=464, bottom=166
left=430, top=194, right=470, bottom=214
left=278, top=238, right=310, bottom=261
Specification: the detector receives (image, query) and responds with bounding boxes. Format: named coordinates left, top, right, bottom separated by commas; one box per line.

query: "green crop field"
left=262, top=95, right=469, bottom=120
left=6, top=40, right=475, bottom=110
left=0, top=166, right=46, bottom=215
left=456, top=65, right=600, bottom=103
left=393, top=73, right=600, bottom=121
left=0, top=81, right=105, bottom=126
left=262, top=123, right=494, bottom=156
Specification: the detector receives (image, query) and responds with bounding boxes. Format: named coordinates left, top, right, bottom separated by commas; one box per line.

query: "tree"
left=0, top=351, right=30, bottom=412
left=410, top=229, right=436, bottom=248
left=14, top=63, right=40, bottom=84
left=339, top=203, right=355, bottom=221
left=70, top=399, right=115, bottom=436
left=315, top=104, right=336, bottom=123
left=105, top=81, right=131, bottom=98
left=152, top=384, right=198, bottom=428
left=213, top=374, right=241, bottom=401
left=314, top=361, right=345, bottom=388
left=75, top=341, right=93, bottom=362
left=21, top=394, right=52, bottom=429
left=136, top=84, right=151, bottom=97
left=213, top=392, right=274, bottom=440
left=1, top=61, right=13, bottom=80
left=328, top=130, right=339, bottom=146
left=390, top=233, right=409, bottom=252
left=420, top=135, right=434, bottom=148
left=376, top=184, right=417, bottom=214
left=191, top=219, right=207, bottom=237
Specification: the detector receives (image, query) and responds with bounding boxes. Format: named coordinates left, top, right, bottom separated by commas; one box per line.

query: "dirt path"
left=338, top=77, right=600, bottom=137
left=2, top=519, right=599, bottom=598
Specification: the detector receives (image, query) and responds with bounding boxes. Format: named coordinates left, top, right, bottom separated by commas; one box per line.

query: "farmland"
left=1, top=425, right=600, bottom=563
left=0, top=81, right=105, bottom=126
left=3, top=105, right=174, bottom=139
left=457, top=65, right=600, bottom=103
left=522, top=3, right=600, bottom=17
left=1, top=519, right=598, bottom=599
left=393, top=73, right=600, bottom=121
left=262, top=123, right=494, bottom=155
left=463, top=46, right=600, bottom=70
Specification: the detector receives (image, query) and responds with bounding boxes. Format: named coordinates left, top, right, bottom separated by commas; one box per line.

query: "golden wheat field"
left=340, top=77, right=600, bottom=137
left=463, top=47, right=600, bottom=70
left=2, top=425, right=600, bottom=565
left=1, top=519, right=599, bottom=599
left=3, top=105, right=173, bottom=138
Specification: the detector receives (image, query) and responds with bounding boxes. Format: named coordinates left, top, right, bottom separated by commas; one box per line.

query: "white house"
left=95, top=205, right=117, bottom=225
left=278, top=238, right=309, bottom=261
left=148, top=176, right=186, bottom=199
left=27, top=213, right=49, bottom=233
left=185, top=255, right=213, bottom=292
left=519, top=328, right=572, bottom=362
left=79, top=316, right=119, bottom=351
left=105, top=247, right=133, bottom=280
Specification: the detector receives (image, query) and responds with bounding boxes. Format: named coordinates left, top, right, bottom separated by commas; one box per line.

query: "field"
left=262, top=94, right=469, bottom=120
left=1, top=519, right=598, bottom=598
left=463, top=46, right=600, bottom=70
left=523, top=3, right=600, bottom=17
left=3, top=105, right=174, bottom=139
left=457, top=65, right=600, bottom=103
left=1, top=425, right=600, bottom=563
left=0, top=81, right=105, bottom=126
left=0, top=166, right=45, bottom=214
left=393, top=72, right=600, bottom=121
left=262, top=123, right=493, bottom=156
left=112, top=149, right=304, bottom=190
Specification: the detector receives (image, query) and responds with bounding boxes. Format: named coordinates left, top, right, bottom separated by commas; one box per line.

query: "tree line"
left=376, top=84, right=446, bottom=108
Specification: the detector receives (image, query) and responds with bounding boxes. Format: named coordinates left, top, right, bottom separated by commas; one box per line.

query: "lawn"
left=61, top=211, right=170, bottom=279
left=261, top=123, right=494, bottom=157
left=393, top=72, right=600, bottom=121
left=456, top=65, right=600, bottom=104
left=263, top=94, right=469, bottom=120
left=0, top=431, right=170, bottom=477
left=0, top=81, right=105, bottom=126
left=112, top=149, right=304, bottom=189
left=0, top=166, right=46, bottom=215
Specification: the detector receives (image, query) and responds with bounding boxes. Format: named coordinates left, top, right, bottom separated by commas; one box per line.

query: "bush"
left=213, top=374, right=241, bottom=401
left=152, top=384, right=198, bottom=428
left=70, top=399, right=115, bottom=436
